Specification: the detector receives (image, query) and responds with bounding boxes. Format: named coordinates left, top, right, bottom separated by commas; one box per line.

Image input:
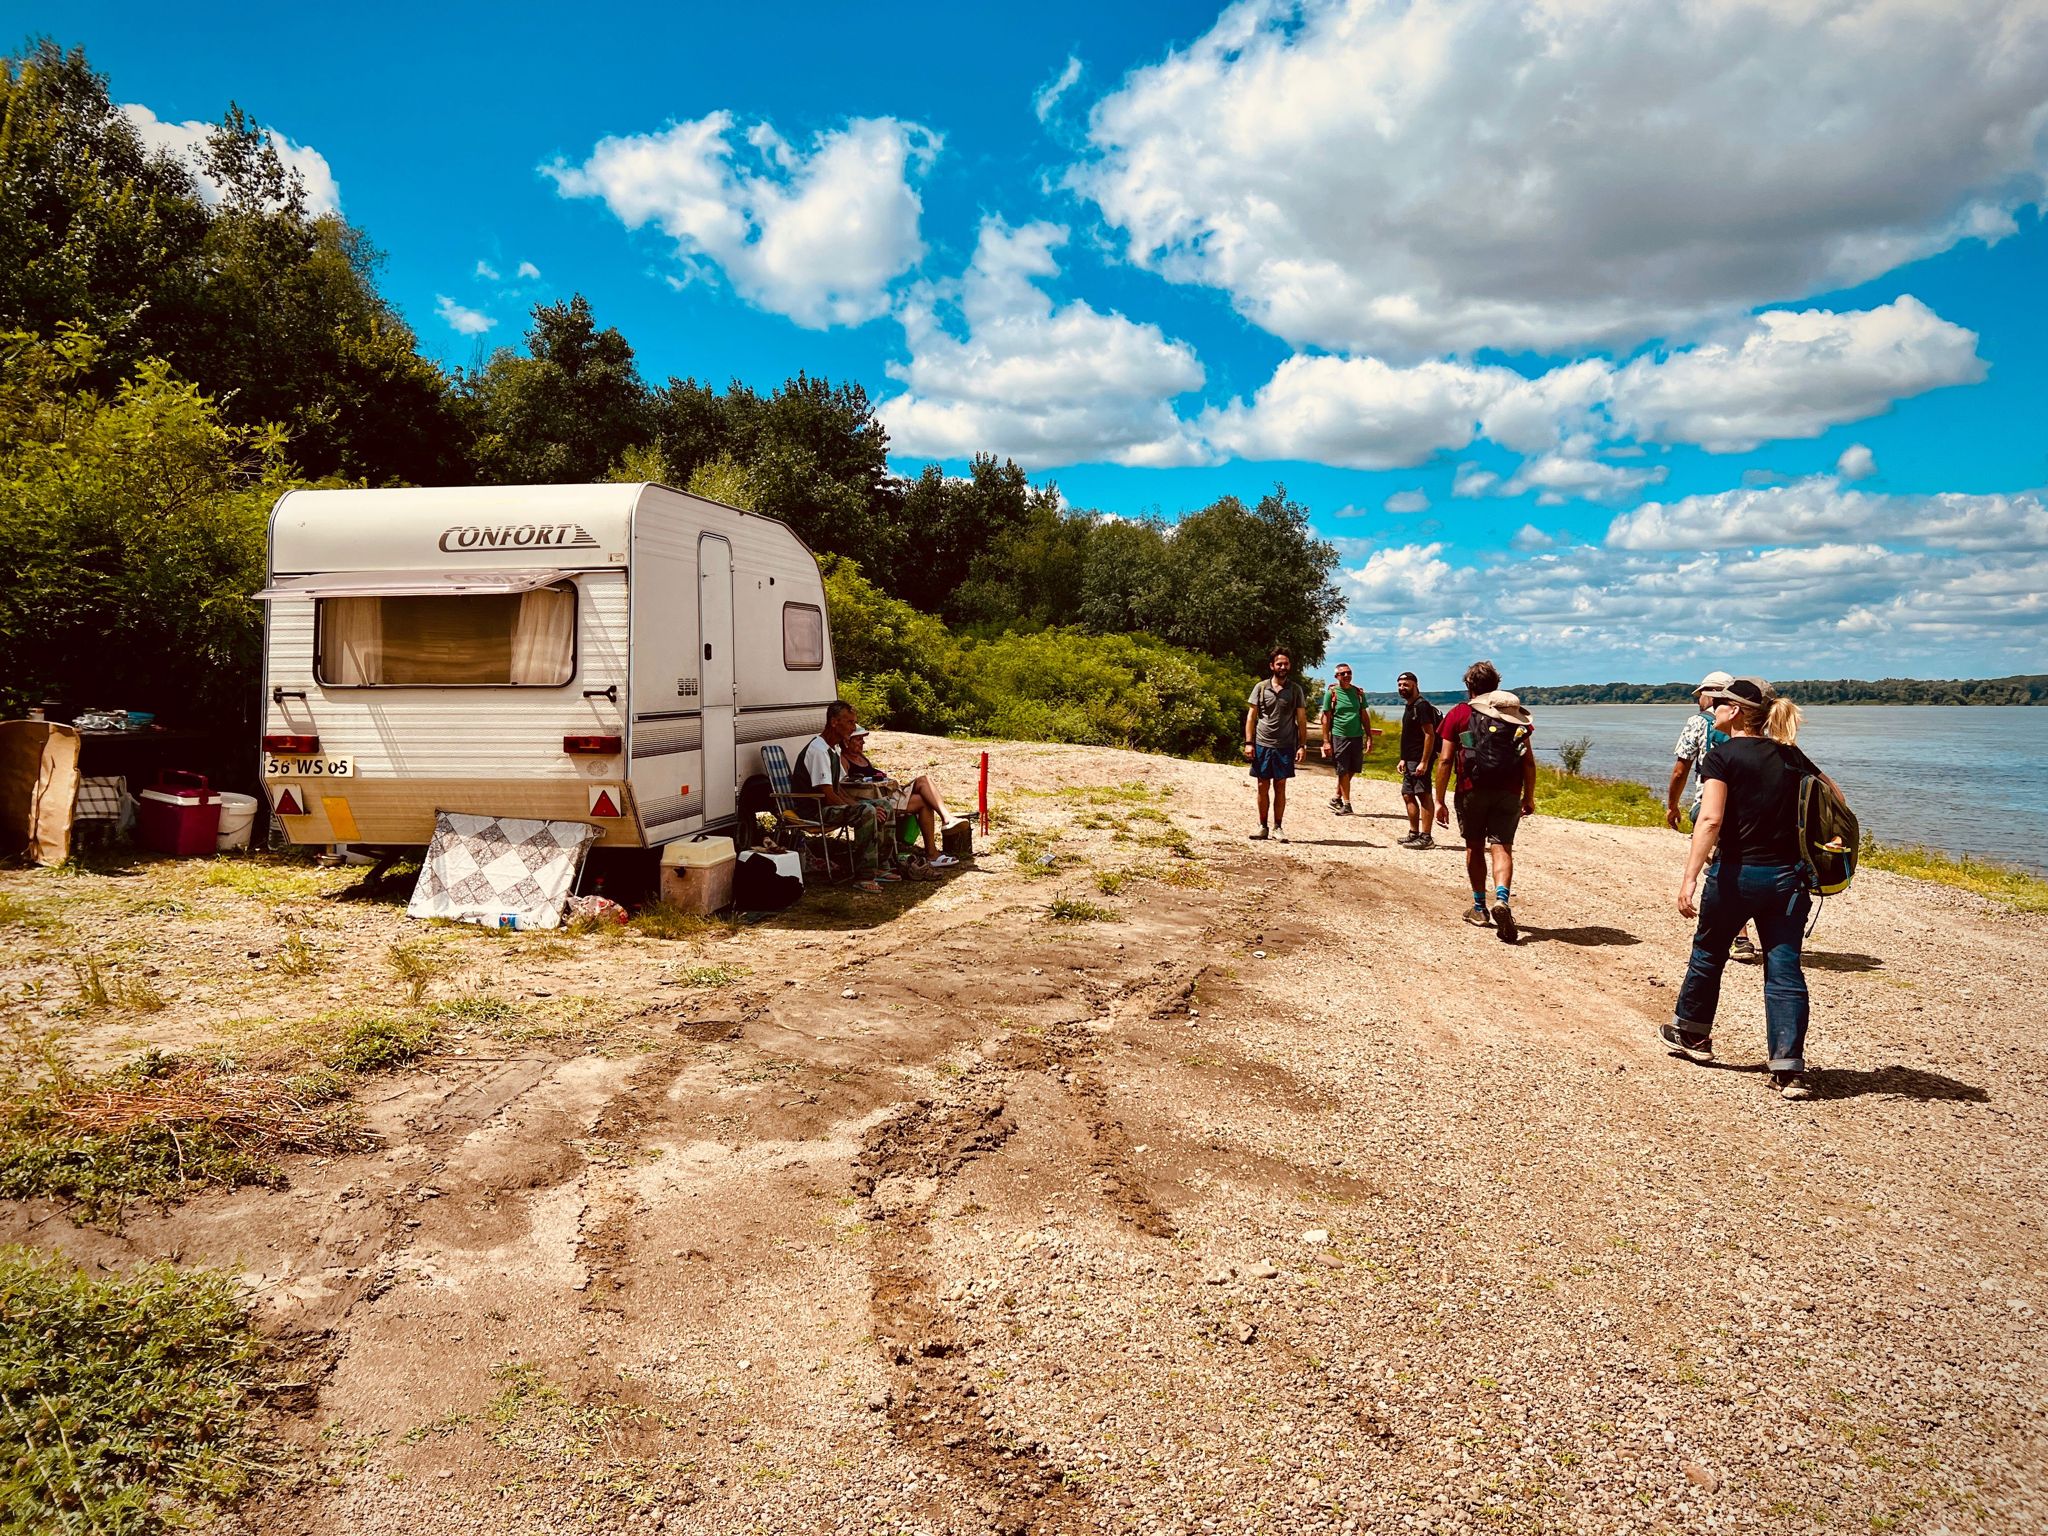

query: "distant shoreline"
left=1361, top=673, right=2047, bottom=708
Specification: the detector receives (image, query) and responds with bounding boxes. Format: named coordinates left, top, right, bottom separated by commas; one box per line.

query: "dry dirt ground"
left=3, top=731, right=2044, bottom=1535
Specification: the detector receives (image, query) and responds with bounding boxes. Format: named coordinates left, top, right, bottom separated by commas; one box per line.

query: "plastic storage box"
left=137, top=772, right=221, bottom=857
left=659, top=836, right=735, bottom=915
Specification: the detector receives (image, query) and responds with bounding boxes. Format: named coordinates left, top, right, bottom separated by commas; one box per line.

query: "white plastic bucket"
left=215, top=791, right=260, bottom=851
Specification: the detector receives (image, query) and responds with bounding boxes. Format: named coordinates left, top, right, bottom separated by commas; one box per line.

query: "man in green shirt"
left=1317, top=663, right=1371, bottom=815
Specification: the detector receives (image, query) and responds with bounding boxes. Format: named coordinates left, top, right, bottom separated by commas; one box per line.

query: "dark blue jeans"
left=1674, top=861, right=1812, bottom=1071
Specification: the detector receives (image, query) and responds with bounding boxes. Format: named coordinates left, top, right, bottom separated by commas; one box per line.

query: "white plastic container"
left=215, top=791, right=261, bottom=851
left=660, top=836, right=735, bottom=914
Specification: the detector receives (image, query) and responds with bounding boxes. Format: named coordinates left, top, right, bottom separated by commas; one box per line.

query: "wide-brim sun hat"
left=1471, top=689, right=1532, bottom=725
left=1694, top=669, right=1734, bottom=692
left=847, top=725, right=871, bottom=738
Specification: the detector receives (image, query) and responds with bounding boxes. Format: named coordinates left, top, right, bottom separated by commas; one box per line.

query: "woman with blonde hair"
left=1664, top=677, right=1846, bottom=1100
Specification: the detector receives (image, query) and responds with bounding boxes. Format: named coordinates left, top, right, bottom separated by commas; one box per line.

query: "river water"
left=1526, top=705, right=2046, bottom=872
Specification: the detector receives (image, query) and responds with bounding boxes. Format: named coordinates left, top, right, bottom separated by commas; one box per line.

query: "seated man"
left=794, top=702, right=896, bottom=892
left=842, top=726, right=959, bottom=868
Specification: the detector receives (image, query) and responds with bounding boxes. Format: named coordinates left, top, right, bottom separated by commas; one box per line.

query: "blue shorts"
left=1251, top=745, right=1296, bottom=780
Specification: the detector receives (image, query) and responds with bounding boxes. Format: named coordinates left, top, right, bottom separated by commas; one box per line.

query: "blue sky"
left=26, top=0, right=2048, bottom=685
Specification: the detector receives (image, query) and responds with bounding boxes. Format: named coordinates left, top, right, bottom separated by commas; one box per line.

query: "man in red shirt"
left=1433, top=660, right=1538, bottom=942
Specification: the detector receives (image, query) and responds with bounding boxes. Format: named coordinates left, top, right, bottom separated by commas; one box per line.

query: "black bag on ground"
left=1466, top=711, right=1530, bottom=788
left=734, top=848, right=804, bottom=911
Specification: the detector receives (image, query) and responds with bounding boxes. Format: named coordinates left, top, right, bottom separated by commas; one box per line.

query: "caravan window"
left=782, top=603, right=824, bottom=670
left=317, top=585, right=577, bottom=687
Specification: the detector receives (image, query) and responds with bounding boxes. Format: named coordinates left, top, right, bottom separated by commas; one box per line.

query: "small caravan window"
left=317, top=585, right=577, bottom=687
left=782, top=603, right=824, bottom=670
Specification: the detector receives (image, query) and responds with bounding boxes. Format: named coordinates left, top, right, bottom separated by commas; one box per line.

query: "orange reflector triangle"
left=590, top=789, right=621, bottom=818
left=275, top=787, right=305, bottom=816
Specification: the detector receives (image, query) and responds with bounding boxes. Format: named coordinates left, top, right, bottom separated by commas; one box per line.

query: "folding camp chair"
left=759, top=744, right=857, bottom=883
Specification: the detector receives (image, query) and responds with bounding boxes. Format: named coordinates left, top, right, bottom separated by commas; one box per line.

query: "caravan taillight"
left=563, top=734, right=622, bottom=755
left=263, top=733, right=320, bottom=754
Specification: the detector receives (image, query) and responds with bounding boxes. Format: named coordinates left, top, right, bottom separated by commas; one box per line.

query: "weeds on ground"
left=67, top=957, right=166, bottom=1015
left=1046, top=896, right=1120, bottom=923
left=0, top=892, right=59, bottom=932
left=1095, top=869, right=1133, bottom=895
left=386, top=942, right=437, bottom=1005
left=327, top=1016, right=438, bottom=1073
left=671, top=964, right=747, bottom=988
left=995, top=830, right=1067, bottom=876
left=0, top=1023, right=368, bottom=1226
left=0, top=1246, right=267, bottom=1534
left=1859, top=834, right=2048, bottom=912
left=276, top=931, right=322, bottom=976
left=199, top=853, right=349, bottom=901
left=1531, top=766, right=1666, bottom=828
left=628, top=900, right=741, bottom=941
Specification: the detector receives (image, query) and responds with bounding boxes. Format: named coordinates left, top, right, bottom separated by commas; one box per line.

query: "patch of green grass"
left=0, top=1246, right=267, bottom=1533
left=199, top=854, right=348, bottom=901
left=0, top=892, right=59, bottom=932
left=672, top=963, right=746, bottom=988
left=427, top=994, right=518, bottom=1026
left=327, top=1016, right=438, bottom=1073
left=0, top=1107, right=278, bottom=1226
left=1095, top=869, right=1134, bottom=895
left=1859, top=835, right=2048, bottom=912
left=1530, top=765, right=1667, bottom=827
left=71, top=957, right=113, bottom=1010
left=1046, top=896, right=1120, bottom=923
left=627, top=900, right=740, bottom=940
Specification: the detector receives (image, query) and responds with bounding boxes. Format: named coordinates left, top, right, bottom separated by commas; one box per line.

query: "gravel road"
left=5, top=731, right=2042, bottom=1535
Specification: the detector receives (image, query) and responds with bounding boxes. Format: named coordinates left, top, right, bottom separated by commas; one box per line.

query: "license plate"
left=266, top=755, right=354, bottom=778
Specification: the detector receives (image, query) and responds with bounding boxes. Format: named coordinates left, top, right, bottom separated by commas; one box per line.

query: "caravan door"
left=699, top=535, right=736, bottom=825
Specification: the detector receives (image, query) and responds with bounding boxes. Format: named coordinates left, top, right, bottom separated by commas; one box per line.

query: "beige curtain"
left=320, top=598, right=384, bottom=685
left=510, top=586, right=576, bottom=685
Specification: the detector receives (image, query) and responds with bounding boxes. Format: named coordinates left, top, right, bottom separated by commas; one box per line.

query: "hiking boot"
left=1335, top=803, right=1354, bottom=816
left=1774, top=1071, right=1813, bottom=1101
left=1491, top=902, right=1519, bottom=944
left=1249, top=826, right=1269, bottom=840
left=1463, top=905, right=1492, bottom=928
left=1409, top=834, right=1435, bottom=850
left=1396, top=831, right=1419, bottom=846
left=1659, top=1022, right=1714, bottom=1063
left=1328, top=796, right=1344, bottom=811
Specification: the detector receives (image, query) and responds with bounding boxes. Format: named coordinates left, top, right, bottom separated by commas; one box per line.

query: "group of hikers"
left=1243, top=649, right=1850, bottom=1101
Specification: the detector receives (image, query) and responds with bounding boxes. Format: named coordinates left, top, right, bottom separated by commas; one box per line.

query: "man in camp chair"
left=794, top=702, right=897, bottom=893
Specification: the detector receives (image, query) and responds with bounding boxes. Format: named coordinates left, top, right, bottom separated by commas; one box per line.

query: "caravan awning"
left=253, top=568, right=571, bottom=601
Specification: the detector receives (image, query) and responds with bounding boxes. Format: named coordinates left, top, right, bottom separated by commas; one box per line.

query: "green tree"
left=1077, top=515, right=1175, bottom=634
left=818, top=555, right=965, bottom=732
left=1158, top=487, right=1344, bottom=672
left=0, top=42, right=466, bottom=484
left=464, top=295, right=651, bottom=484
left=0, top=327, right=295, bottom=725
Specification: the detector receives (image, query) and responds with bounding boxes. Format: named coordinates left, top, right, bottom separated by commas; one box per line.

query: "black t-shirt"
left=1700, top=736, right=1820, bottom=868
left=1400, top=697, right=1443, bottom=762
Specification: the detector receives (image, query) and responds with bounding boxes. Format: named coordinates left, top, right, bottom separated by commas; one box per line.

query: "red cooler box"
left=137, top=772, right=222, bottom=857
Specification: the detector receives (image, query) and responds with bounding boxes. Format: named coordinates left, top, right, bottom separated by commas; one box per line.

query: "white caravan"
left=256, top=483, right=838, bottom=851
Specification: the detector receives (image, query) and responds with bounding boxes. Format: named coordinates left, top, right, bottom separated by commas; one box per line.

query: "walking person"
left=1243, top=648, right=1309, bottom=842
left=1664, top=678, right=1846, bottom=1101
left=1394, top=671, right=1442, bottom=849
left=1432, top=661, right=1536, bottom=942
left=1665, top=670, right=1734, bottom=831
left=1317, top=663, right=1370, bottom=816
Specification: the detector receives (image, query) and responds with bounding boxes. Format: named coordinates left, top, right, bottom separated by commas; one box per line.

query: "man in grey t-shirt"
left=1242, top=647, right=1309, bottom=842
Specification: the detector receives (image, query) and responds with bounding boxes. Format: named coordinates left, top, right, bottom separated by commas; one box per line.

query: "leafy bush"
left=958, top=628, right=1243, bottom=759
left=1557, top=735, right=1594, bottom=776
left=328, top=1016, right=437, bottom=1073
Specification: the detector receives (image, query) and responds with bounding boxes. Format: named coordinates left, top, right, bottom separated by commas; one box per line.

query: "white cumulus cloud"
left=878, top=218, right=1208, bottom=469
left=1076, top=0, right=2048, bottom=356
left=435, top=295, right=496, bottom=336
left=121, top=103, right=342, bottom=215
left=546, top=112, right=939, bottom=328
left=1205, top=299, right=1980, bottom=490
left=1837, top=444, right=1877, bottom=481
left=1385, top=489, right=1429, bottom=514
left=516, top=260, right=542, bottom=281
left=1605, top=478, right=2048, bottom=553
